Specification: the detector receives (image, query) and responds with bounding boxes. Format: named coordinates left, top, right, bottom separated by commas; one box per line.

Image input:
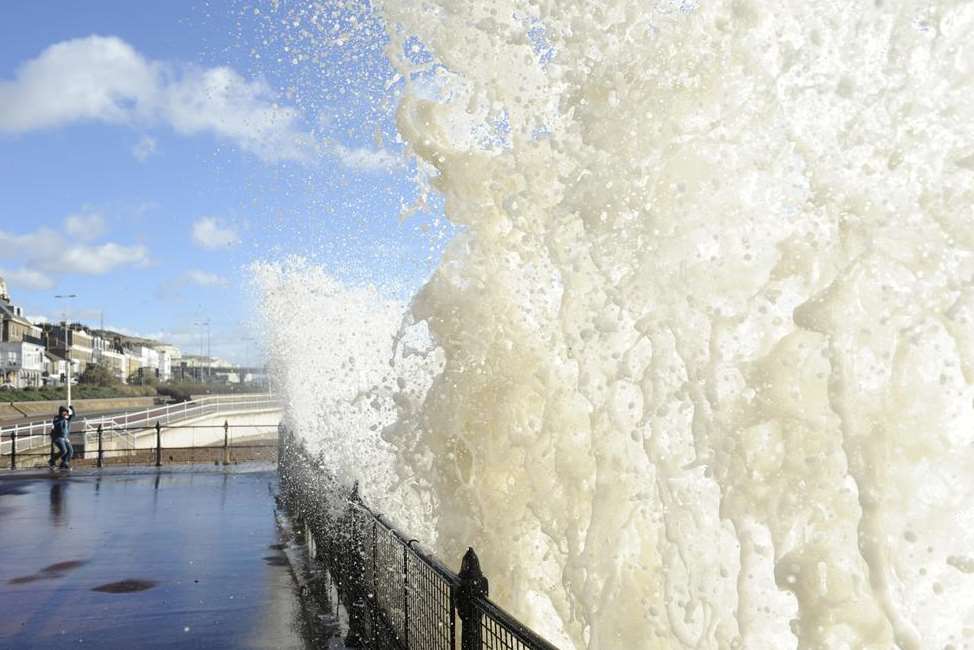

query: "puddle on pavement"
left=42, top=560, right=87, bottom=573
left=92, top=579, right=158, bottom=593
left=8, top=558, right=89, bottom=585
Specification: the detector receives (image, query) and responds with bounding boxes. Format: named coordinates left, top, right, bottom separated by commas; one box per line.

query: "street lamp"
left=240, top=335, right=259, bottom=384
left=54, top=294, right=78, bottom=406
left=194, top=319, right=211, bottom=384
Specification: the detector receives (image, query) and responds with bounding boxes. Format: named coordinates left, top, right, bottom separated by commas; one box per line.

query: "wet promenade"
left=0, top=465, right=312, bottom=649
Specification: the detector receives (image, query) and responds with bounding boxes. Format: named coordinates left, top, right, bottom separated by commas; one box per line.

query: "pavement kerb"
left=274, top=503, right=349, bottom=648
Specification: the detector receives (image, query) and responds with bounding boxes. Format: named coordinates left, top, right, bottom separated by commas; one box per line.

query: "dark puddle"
left=42, top=560, right=87, bottom=573
left=92, top=579, right=158, bottom=593
left=8, top=558, right=88, bottom=585
left=263, top=555, right=289, bottom=567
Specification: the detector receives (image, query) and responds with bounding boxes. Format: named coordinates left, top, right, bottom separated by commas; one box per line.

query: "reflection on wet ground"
left=0, top=464, right=310, bottom=649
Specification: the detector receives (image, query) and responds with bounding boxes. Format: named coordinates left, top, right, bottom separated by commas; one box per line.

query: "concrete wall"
left=0, top=396, right=158, bottom=420
left=129, top=408, right=283, bottom=450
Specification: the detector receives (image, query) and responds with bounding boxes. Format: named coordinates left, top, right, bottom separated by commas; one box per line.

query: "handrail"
left=354, top=503, right=462, bottom=589
left=1, top=393, right=275, bottom=430
left=1, top=393, right=280, bottom=457
left=280, top=429, right=562, bottom=649
left=472, top=597, right=562, bottom=650
left=83, top=393, right=278, bottom=427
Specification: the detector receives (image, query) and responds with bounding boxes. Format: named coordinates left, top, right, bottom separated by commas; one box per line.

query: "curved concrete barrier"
left=129, top=409, right=283, bottom=449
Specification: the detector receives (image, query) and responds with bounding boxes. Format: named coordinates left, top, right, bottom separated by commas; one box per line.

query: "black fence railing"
left=278, top=428, right=562, bottom=650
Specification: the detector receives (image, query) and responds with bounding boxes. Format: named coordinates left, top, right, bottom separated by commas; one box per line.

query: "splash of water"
left=261, top=1, right=974, bottom=648
left=252, top=258, right=440, bottom=533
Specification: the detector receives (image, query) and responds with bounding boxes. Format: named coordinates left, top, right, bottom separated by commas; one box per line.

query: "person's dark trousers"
left=49, top=437, right=73, bottom=468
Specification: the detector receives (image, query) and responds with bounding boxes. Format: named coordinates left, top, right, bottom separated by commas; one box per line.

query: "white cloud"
left=0, top=267, right=55, bottom=291
left=101, top=325, right=169, bottom=341
left=186, top=270, right=229, bottom=287
left=162, top=66, right=315, bottom=162
left=132, top=135, right=157, bottom=161
left=60, top=242, right=149, bottom=274
left=0, top=224, right=149, bottom=279
left=64, top=211, right=106, bottom=241
left=0, top=35, right=314, bottom=163
left=19, top=308, right=102, bottom=326
left=0, top=36, right=156, bottom=132
left=331, top=142, right=401, bottom=171
left=191, top=217, right=239, bottom=249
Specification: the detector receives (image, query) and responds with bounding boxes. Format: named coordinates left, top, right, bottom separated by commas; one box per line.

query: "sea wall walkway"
left=0, top=465, right=316, bottom=649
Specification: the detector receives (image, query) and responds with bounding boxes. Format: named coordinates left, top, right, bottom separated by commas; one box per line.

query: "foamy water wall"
left=259, top=1, right=974, bottom=648
left=252, top=259, right=439, bottom=533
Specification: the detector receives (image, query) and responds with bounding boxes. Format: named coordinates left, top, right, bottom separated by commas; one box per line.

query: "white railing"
left=0, top=419, right=55, bottom=457
left=0, top=393, right=281, bottom=459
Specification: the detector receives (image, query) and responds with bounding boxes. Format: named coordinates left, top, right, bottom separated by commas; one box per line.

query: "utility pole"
left=54, top=294, right=78, bottom=406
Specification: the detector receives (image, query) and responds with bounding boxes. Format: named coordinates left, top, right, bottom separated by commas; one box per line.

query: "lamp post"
left=194, top=319, right=210, bottom=384
left=54, top=294, right=78, bottom=406
left=240, top=334, right=260, bottom=384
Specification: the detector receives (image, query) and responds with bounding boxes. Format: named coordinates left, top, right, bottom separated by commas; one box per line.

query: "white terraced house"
left=0, top=275, right=45, bottom=389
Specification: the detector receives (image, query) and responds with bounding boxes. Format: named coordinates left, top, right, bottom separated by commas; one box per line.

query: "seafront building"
left=93, top=335, right=130, bottom=383
left=0, top=277, right=46, bottom=388
left=43, top=351, right=69, bottom=385
left=44, top=324, right=95, bottom=377
left=0, top=274, right=254, bottom=390
left=0, top=338, right=46, bottom=389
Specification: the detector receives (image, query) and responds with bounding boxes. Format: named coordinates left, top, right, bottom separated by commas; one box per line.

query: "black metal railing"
left=278, top=428, right=562, bottom=650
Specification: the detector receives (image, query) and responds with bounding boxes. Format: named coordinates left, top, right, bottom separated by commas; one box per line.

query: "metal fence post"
left=98, top=424, right=105, bottom=467
left=344, top=482, right=370, bottom=648
left=277, top=422, right=285, bottom=468
left=403, top=544, right=410, bottom=648
left=223, top=419, right=229, bottom=465
left=10, top=426, right=16, bottom=470
left=459, top=547, right=488, bottom=650
left=155, top=421, right=162, bottom=467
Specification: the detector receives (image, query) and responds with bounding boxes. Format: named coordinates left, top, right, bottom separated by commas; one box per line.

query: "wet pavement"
left=0, top=464, right=312, bottom=649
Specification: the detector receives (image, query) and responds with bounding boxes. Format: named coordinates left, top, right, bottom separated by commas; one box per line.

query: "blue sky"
left=0, top=1, right=445, bottom=363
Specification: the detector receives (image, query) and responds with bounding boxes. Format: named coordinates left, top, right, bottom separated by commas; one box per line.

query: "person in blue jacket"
left=49, top=405, right=76, bottom=472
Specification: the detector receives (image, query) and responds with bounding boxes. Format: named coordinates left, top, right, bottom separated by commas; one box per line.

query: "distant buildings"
left=0, top=278, right=45, bottom=388
left=45, top=324, right=94, bottom=379
left=93, top=336, right=129, bottom=381
left=0, top=274, right=259, bottom=390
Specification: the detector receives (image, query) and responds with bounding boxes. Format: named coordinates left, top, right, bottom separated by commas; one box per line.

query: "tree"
left=127, top=368, right=159, bottom=387
left=79, top=363, right=119, bottom=387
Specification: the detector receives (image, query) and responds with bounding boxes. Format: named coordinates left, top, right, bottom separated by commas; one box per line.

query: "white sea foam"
left=251, top=258, right=439, bottom=533
left=259, top=2, right=974, bottom=648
